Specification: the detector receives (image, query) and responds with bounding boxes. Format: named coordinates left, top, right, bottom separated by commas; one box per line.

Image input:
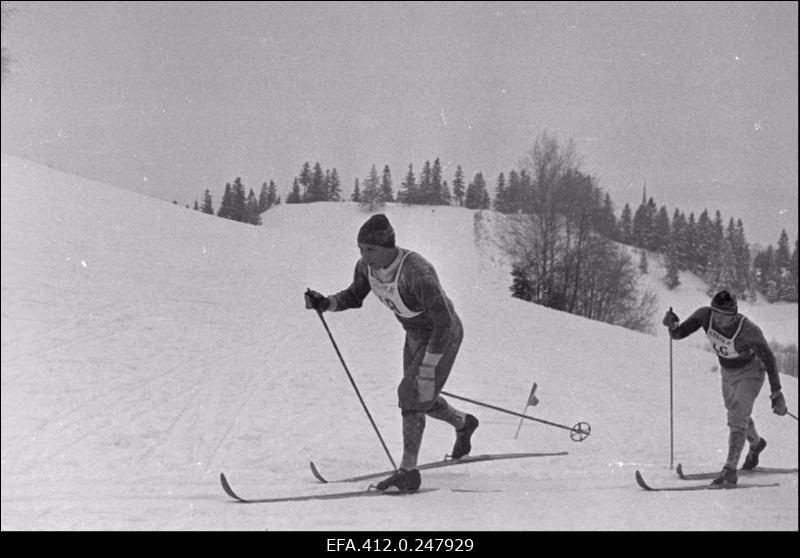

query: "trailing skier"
left=662, top=290, right=789, bottom=487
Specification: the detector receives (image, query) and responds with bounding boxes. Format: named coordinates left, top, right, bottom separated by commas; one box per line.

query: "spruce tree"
left=465, top=172, right=488, bottom=209
left=328, top=169, right=342, bottom=201
left=493, top=172, right=508, bottom=213
left=351, top=178, right=361, bottom=202
left=790, top=239, right=798, bottom=302
left=398, top=164, right=417, bottom=204
left=776, top=229, right=792, bottom=299
left=201, top=189, right=214, bottom=215
left=218, top=182, right=234, bottom=219
left=286, top=178, right=302, bottom=204
left=418, top=160, right=432, bottom=204
left=664, top=242, right=681, bottom=289
left=452, top=165, right=465, bottom=207
left=259, top=182, right=269, bottom=212
left=360, top=164, right=383, bottom=210
left=299, top=162, right=312, bottom=202
left=619, top=203, right=633, bottom=245
left=380, top=165, right=394, bottom=202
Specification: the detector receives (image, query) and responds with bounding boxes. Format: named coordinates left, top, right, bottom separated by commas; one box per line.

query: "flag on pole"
left=527, top=382, right=539, bottom=407
left=514, top=381, right=539, bottom=438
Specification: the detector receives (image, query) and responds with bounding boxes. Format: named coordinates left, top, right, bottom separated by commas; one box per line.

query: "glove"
left=417, top=364, right=436, bottom=404
left=662, top=309, right=679, bottom=330
left=770, top=390, right=787, bottom=416
left=304, top=289, right=330, bottom=312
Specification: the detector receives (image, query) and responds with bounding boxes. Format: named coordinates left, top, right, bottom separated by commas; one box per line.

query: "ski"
left=676, top=463, right=798, bottom=481
left=635, top=470, right=779, bottom=492
left=220, top=472, right=438, bottom=504
left=310, top=451, right=568, bottom=483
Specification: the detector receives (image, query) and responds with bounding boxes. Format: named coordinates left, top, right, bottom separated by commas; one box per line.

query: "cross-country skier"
left=305, top=213, right=479, bottom=492
left=662, top=290, right=788, bottom=486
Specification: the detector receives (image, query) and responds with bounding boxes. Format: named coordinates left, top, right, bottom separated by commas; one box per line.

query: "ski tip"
left=634, top=470, right=653, bottom=491
left=309, top=461, right=329, bottom=483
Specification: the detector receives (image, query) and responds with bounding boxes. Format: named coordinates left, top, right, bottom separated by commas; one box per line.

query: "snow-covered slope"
left=1, top=154, right=797, bottom=530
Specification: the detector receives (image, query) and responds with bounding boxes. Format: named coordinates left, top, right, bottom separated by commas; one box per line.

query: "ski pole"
left=787, top=411, right=798, bottom=421
left=440, top=390, right=591, bottom=441
left=309, top=291, right=397, bottom=471
left=669, top=307, right=675, bottom=470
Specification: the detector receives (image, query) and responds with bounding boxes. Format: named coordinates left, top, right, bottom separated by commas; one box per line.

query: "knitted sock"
left=400, top=411, right=425, bottom=470
left=725, top=430, right=746, bottom=470
left=425, top=396, right=466, bottom=429
left=745, top=419, right=761, bottom=447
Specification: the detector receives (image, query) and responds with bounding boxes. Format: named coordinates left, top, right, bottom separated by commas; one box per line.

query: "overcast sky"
left=1, top=1, right=797, bottom=246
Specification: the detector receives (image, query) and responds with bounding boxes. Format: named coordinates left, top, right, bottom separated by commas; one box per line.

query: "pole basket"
left=570, top=421, right=591, bottom=442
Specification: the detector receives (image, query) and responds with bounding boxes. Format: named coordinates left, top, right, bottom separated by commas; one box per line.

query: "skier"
left=305, top=213, right=479, bottom=492
left=662, top=289, right=788, bottom=486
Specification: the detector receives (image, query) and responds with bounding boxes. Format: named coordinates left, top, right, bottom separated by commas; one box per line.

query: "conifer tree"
left=380, top=165, right=394, bottom=202
left=351, top=178, right=361, bottom=202
left=493, top=172, right=508, bottom=213
left=398, top=164, right=417, bottom=204
left=201, top=189, right=214, bottom=215
left=619, top=203, right=633, bottom=245
left=776, top=229, right=793, bottom=300
left=231, top=177, right=246, bottom=222
left=664, top=242, right=681, bottom=289
left=299, top=162, right=313, bottom=202
left=790, top=239, right=798, bottom=302
left=259, top=182, right=269, bottom=212
left=418, top=160, right=432, bottom=204
left=218, top=182, right=234, bottom=218
left=360, top=164, right=383, bottom=210
left=244, top=188, right=261, bottom=225
left=266, top=180, right=280, bottom=207
left=452, top=165, right=465, bottom=207
left=465, top=172, right=489, bottom=209
left=286, top=178, right=302, bottom=204
left=431, top=158, right=444, bottom=204
left=328, top=168, right=342, bottom=201
left=306, top=162, right=326, bottom=202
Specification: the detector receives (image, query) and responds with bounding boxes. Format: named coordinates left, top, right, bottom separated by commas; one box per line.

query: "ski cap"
left=357, top=214, right=395, bottom=248
left=711, top=290, right=738, bottom=315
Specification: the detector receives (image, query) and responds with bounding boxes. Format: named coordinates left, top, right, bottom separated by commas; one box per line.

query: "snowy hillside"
left=1, top=154, right=797, bottom=531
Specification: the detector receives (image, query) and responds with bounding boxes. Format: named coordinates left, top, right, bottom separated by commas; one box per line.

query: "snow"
left=1, top=153, right=797, bottom=531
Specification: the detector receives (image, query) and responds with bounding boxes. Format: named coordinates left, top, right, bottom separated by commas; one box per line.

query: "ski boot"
left=375, top=468, right=421, bottom=492
left=741, top=437, right=767, bottom=471
left=710, top=466, right=738, bottom=487
left=451, top=414, right=479, bottom=459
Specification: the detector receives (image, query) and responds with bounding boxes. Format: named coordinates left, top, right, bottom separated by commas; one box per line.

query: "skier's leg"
left=399, top=410, right=425, bottom=470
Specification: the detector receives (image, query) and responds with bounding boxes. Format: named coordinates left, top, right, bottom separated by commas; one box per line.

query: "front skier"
left=663, top=290, right=788, bottom=486
left=305, top=213, right=479, bottom=492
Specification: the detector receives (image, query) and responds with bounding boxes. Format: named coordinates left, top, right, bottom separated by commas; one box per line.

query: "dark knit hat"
left=711, top=290, right=738, bottom=315
left=357, top=214, right=395, bottom=248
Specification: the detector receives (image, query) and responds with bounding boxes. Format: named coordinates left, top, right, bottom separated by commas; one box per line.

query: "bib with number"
left=706, top=314, right=747, bottom=359
left=367, top=251, right=422, bottom=319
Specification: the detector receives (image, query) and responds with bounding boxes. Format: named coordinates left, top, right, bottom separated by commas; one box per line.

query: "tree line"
left=193, top=134, right=797, bottom=315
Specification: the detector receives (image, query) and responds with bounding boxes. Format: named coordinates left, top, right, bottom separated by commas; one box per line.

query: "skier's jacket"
left=669, top=306, right=781, bottom=393
left=329, top=247, right=460, bottom=355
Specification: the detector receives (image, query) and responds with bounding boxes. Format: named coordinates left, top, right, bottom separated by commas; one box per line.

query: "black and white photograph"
left=1, top=1, right=797, bottom=533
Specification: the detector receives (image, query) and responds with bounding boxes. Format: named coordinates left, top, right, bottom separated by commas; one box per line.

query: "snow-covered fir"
left=1, top=154, right=797, bottom=530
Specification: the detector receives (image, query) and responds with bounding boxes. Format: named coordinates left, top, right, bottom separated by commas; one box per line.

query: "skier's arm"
left=739, top=320, right=782, bottom=394
left=406, top=258, right=456, bottom=356
left=328, top=259, right=371, bottom=311
left=668, top=307, right=708, bottom=340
